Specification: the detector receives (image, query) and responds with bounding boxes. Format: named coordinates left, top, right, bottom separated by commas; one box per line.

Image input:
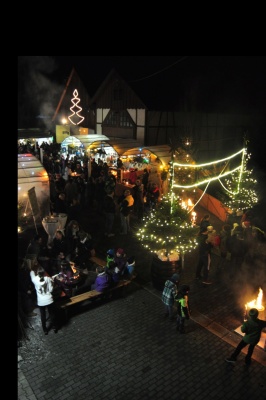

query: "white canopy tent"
left=60, top=134, right=143, bottom=164
left=18, top=154, right=50, bottom=224
left=121, top=144, right=172, bottom=168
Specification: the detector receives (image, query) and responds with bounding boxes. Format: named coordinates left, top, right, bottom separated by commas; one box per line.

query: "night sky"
left=18, top=56, right=266, bottom=168
left=18, top=56, right=266, bottom=113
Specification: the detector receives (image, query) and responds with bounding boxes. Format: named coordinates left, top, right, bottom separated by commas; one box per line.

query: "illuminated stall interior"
left=121, top=145, right=172, bottom=170
left=18, top=154, right=50, bottom=231
left=60, top=134, right=118, bottom=164
left=18, top=129, right=54, bottom=151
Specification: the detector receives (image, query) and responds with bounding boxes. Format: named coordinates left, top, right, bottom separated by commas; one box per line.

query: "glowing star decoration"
left=68, top=89, right=84, bottom=125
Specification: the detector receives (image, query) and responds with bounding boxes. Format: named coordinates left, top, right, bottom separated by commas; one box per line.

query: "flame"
left=245, top=287, right=264, bottom=311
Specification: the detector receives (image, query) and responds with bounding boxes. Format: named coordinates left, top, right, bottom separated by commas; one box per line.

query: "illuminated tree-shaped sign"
left=68, top=89, right=84, bottom=125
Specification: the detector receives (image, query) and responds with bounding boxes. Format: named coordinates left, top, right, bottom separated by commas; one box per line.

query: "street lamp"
left=62, top=118, right=71, bottom=136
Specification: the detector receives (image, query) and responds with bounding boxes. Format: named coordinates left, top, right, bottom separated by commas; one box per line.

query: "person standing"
left=225, top=308, right=266, bottom=366
left=175, top=285, right=190, bottom=333
left=199, top=214, right=211, bottom=231
left=195, top=228, right=213, bottom=285
left=132, top=179, right=145, bottom=221
left=30, top=266, right=59, bottom=335
left=117, top=189, right=134, bottom=235
left=161, top=273, right=179, bottom=321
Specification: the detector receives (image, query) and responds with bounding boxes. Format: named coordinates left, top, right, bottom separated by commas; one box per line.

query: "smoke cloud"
left=18, top=56, right=64, bottom=130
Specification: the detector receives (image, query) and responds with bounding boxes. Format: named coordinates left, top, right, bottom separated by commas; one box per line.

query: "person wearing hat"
left=161, top=273, right=179, bottom=321
left=106, top=249, right=115, bottom=268
left=225, top=308, right=266, bottom=365
left=114, top=248, right=127, bottom=276
left=175, top=285, right=190, bottom=333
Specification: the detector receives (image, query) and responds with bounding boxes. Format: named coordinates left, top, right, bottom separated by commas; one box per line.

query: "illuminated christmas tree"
left=136, top=153, right=198, bottom=260
left=136, top=192, right=198, bottom=257
left=221, top=152, right=258, bottom=211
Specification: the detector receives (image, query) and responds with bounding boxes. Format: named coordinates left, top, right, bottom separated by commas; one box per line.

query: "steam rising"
left=18, top=56, right=64, bottom=130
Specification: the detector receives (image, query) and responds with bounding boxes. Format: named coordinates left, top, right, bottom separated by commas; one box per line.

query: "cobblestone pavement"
left=18, top=206, right=266, bottom=399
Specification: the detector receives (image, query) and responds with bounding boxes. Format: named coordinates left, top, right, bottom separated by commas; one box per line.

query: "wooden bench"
left=58, top=277, right=135, bottom=320
left=89, top=256, right=106, bottom=268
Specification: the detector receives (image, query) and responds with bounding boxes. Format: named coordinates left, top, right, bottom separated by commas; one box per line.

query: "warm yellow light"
left=68, top=89, right=85, bottom=125
left=173, top=148, right=245, bottom=168
left=245, top=288, right=264, bottom=311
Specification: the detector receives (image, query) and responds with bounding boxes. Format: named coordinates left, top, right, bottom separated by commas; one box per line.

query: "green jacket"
left=241, top=317, right=266, bottom=345
left=175, top=295, right=190, bottom=319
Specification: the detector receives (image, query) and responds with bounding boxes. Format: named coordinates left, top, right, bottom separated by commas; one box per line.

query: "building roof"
left=89, top=69, right=147, bottom=109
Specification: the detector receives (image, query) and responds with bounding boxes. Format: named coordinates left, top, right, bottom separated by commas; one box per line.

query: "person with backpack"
left=175, top=284, right=190, bottom=333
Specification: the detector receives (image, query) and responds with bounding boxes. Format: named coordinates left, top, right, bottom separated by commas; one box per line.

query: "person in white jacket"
left=30, top=266, right=59, bottom=335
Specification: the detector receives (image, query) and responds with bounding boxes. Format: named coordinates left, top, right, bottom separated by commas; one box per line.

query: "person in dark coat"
left=195, top=228, right=213, bottom=284
left=53, top=193, right=67, bottom=214
left=73, top=230, right=95, bottom=269
left=225, top=308, right=266, bottom=365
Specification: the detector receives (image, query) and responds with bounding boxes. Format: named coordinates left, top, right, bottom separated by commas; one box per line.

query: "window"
left=104, top=111, right=134, bottom=128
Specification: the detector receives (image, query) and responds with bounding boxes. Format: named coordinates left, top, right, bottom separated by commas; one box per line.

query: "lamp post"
left=62, top=118, right=71, bottom=136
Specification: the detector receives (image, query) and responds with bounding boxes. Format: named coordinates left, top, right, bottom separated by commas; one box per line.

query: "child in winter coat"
left=175, top=285, right=190, bottom=333
left=91, top=266, right=111, bottom=292
left=161, top=273, right=179, bottom=321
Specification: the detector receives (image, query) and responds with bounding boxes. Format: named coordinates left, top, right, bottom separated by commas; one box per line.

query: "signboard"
left=28, top=187, right=40, bottom=216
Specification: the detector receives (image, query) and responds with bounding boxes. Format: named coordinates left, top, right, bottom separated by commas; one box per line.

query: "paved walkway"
left=18, top=205, right=266, bottom=399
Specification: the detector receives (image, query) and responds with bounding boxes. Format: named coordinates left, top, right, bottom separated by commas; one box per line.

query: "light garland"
left=219, top=151, right=258, bottom=210
left=173, top=148, right=245, bottom=168
left=137, top=146, right=257, bottom=258
left=68, top=89, right=84, bottom=125
left=136, top=192, right=198, bottom=255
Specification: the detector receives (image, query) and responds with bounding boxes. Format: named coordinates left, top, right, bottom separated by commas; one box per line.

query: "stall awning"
left=62, top=135, right=143, bottom=157
left=18, top=154, right=49, bottom=184
left=108, top=138, right=143, bottom=156
left=122, top=145, right=172, bottom=167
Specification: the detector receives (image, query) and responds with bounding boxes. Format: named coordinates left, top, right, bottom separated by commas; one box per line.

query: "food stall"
left=18, top=128, right=54, bottom=152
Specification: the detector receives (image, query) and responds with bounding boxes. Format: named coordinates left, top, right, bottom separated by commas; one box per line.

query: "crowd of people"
left=18, top=144, right=266, bottom=350
left=194, top=212, right=266, bottom=285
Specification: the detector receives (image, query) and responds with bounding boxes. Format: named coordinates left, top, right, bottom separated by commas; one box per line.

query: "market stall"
left=18, top=154, right=50, bottom=231
left=121, top=144, right=172, bottom=169
left=18, top=128, right=54, bottom=152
